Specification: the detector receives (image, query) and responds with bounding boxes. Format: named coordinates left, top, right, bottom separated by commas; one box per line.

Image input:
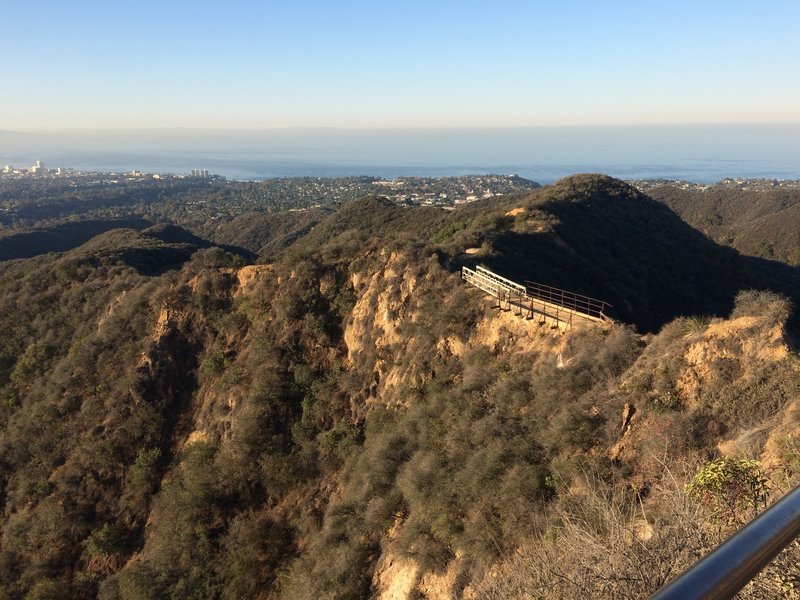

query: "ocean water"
left=1, top=124, right=799, bottom=183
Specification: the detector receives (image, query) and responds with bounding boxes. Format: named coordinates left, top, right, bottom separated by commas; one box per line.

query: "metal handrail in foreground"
left=650, top=484, right=800, bottom=600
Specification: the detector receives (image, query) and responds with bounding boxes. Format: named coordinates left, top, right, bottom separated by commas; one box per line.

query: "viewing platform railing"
left=461, top=265, right=612, bottom=329
left=650, top=483, right=800, bottom=600
left=524, top=279, right=610, bottom=321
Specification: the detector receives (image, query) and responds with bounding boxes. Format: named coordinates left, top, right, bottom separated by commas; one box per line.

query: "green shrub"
left=685, top=458, right=769, bottom=526
left=681, top=315, right=712, bottom=337
left=83, top=524, right=127, bottom=557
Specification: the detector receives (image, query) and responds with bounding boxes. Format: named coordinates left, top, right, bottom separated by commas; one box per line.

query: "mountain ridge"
left=0, top=173, right=798, bottom=598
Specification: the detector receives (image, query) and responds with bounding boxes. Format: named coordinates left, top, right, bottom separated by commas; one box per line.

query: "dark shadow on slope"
left=142, top=223, right=256, bottom=262
left=0, top=219, right=256, bottom=265
left=0, top=218, right=154, bottom=261
left=740, top=255, right=800, bottom=342
left=67, top=226, right=254, bottom=276
left=457, top=175, right=778, bottom=333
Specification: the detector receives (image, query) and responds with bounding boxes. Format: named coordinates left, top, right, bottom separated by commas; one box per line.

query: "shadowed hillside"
left=0, top=219, right=256, bottom=265
left=0, top=218, right=154, bottom=260
left=445, top=175, right=797, bottom=333
left=278, top=174, right=800, bottom=333
left=649, top=185, right=800, bottom=265
left=489, top=176, right=748, bottom=332
left=55, top=225, right=253, bottom=275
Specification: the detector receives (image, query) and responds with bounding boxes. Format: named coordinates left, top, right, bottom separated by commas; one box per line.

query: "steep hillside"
left=477, top=291, right=800, bottom=599
left=194, top=207, right=333, bottom=258
left=439, top=175, right=789, bottom=333
left=0, top=219, right=256, bottom=265
left=0, top=175, right=799, bottom=599
left=287, top=196, right=450, bottom=256
left=649, top=185, right=800, bottom=266
left=0, top=218, right=154, bottom=260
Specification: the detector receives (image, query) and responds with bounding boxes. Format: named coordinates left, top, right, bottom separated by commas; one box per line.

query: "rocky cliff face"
left=93, top=247, right=798, bottom=600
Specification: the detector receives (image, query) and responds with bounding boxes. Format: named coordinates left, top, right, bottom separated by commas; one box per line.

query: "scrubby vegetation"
left=650, top=185, right=800, bottom=266
left=0, top=174, right=799, bottom=598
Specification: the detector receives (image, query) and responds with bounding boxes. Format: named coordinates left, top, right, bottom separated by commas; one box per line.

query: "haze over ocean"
left=1, top=124, right=798, bottom=183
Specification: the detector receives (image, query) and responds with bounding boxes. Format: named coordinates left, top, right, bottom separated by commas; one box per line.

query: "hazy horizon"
left=2, top=123, right=798, bottom=183
left=3, top=0, right=798, bottom=181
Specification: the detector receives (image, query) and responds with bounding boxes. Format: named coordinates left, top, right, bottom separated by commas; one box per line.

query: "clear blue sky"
left=1, top=0, right=798, bottom=130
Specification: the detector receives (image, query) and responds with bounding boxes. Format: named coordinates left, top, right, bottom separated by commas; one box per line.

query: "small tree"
left=83, top=523, right=127, bottom=557
left=685, top=458, right=769, bottom=527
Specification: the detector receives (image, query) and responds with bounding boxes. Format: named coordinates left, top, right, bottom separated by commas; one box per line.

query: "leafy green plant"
left=83, top=524, right=128, bottom=557
left=649, top=391, right=682, bottom=414
left=685, top=458, right=769, bottom=526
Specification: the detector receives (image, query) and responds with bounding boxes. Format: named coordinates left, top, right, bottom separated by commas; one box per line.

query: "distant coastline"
left=2, top=123, right=798, bottom=184
left=2, top=158, right=798, bottom=185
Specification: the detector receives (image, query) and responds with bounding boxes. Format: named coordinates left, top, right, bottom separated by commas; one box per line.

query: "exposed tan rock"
left=676, top=315, right=789, bottom=407
left=621, top=402, right=635, bottom=434
left=373, top=550, right=477, bottom=600
left=234, top=264, right=272, bottom=296
left=343, top=250, right=570, bottom=407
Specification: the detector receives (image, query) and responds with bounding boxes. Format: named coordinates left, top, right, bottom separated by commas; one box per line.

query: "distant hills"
left=650, top=184, right=800, bottom=266
left=3, top=174, right=798, bottom=333
left=0, top=218, right=155, bottom=261
left=0, top=219, right=255, bottom=270
left=209, top=172, right=799, bottom=333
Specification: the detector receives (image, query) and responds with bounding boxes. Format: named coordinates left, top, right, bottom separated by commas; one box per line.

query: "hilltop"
left=0, top=174, right=799, bottom=598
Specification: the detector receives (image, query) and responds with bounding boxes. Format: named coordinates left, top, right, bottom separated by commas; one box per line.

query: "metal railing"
left=524, top=279, right=611, bottom=320
left=474, top=265, right=526, bottom=295
left=461, top=265, right=612, bottom=329
left=650, top=483, right=800, bottom=600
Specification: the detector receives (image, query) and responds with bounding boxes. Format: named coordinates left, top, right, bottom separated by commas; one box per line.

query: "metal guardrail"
left=650, top=483, right=800, bottom=600
left=462, top=265, right=611, bottom=325
left=462, top=267, right=513, bottom=299
left=525, top=280, right=610, bottom=320
left=475, top=265, right=526, bottom=295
